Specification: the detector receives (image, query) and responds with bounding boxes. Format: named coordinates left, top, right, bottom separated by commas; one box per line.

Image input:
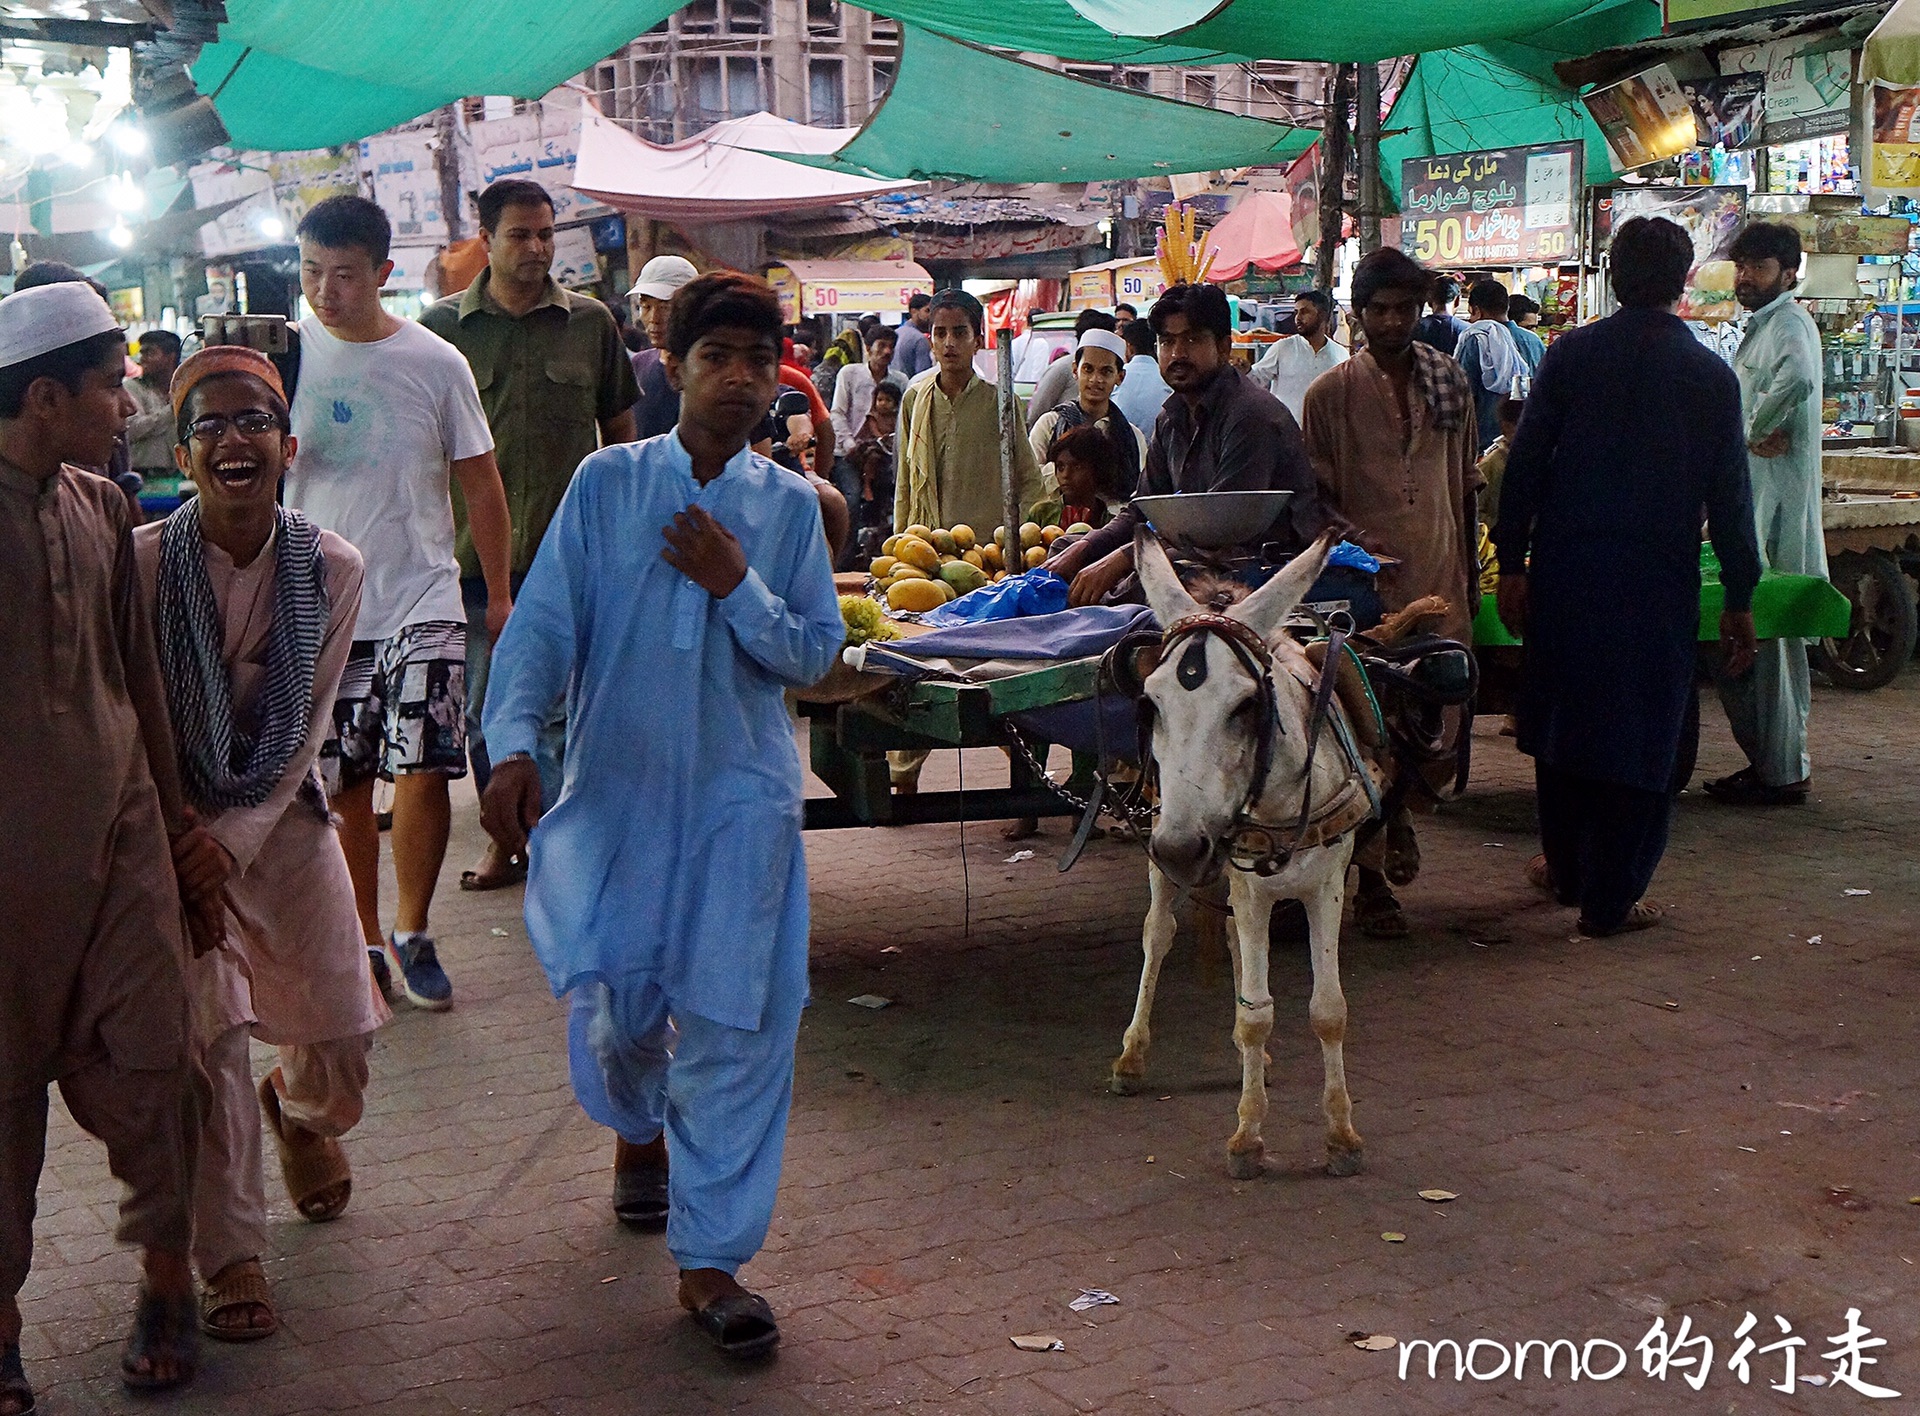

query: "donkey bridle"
left=1148, top=611, right=1373, bottom=879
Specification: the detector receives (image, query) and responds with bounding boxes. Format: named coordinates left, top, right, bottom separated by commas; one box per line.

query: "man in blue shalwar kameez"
left=480, top=272, right=843, bottom=1359
left=1494, top=217, right=1762, bottom=938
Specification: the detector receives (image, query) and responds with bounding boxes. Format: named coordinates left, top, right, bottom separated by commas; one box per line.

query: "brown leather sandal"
left=258, top=1074, right=351, bottom=1222
left=201, top=1259, right=277, bottom=1342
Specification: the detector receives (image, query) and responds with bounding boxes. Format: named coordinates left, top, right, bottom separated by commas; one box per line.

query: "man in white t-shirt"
left=287, top=194, right=513, bottom=1012
left=1248, top=288, right=1348, bottom=422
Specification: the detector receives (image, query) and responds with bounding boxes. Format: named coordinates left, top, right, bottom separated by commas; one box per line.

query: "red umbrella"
left=1201, top=191, right=1302, bottom=281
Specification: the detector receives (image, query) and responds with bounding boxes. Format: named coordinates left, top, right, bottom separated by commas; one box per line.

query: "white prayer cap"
left=630, top=255, right=699, bottom=301
left=0, top=283, right=121, bottom=370
left=1076, top=329, right=1127, bottom=361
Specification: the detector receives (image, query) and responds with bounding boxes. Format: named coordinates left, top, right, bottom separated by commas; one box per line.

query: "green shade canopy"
left=761, top=27, right=1311, bottom=183
left=853, top=0, right=1630, bottom=64
left=1382, top=0, right=1663, bottom=199
left=194, top=0, right=682, bottom=151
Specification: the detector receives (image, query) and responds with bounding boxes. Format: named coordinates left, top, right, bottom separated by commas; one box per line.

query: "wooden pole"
left=996, top=327, right=1022, bottom=544
left=1356, top=62, right=1383, bottom=256
left=1316, top=64, right=1353, bottom=293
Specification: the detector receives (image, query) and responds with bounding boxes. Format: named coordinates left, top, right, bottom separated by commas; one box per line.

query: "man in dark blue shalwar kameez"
left=1493, top=217, right=1762, bottom=937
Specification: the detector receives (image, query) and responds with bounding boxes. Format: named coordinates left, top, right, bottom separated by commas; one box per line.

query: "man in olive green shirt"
left=420, top=178, right=638, bottom=889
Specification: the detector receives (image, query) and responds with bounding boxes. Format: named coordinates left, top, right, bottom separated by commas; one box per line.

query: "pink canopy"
left=1202, top=190, right=1303, bottom=281
left=570, top=107, right=920, bottom=222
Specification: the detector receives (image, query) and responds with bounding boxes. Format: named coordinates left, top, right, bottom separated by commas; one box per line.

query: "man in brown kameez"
left=1303, top=249, right=1482, bottom=941
left=136, top=345, right=388, bottom=1343
left=0, top=283, right=225, bottom=1410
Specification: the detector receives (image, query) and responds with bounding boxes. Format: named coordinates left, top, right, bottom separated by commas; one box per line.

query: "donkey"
left=1110, top=530, right=1370, bottom=1181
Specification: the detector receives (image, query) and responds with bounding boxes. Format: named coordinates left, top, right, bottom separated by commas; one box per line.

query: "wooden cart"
left=1818, top=449, right=1920, bottom=691
left=798, top=656, right=1106, bottom=831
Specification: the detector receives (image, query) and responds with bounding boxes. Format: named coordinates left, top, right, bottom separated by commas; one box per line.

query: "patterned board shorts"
left=320, top=621, right=469, bottom=794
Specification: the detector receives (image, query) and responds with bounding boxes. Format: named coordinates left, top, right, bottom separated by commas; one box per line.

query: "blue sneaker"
left=368, top=946, right=392, bottom=998
left=386, top=933, right=453, bottom=1011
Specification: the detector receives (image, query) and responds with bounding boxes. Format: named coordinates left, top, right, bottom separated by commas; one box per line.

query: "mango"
left=1019, top=521, right=1044, bottom=551
left=950, top=524, right=977, bottom=551
left=869, top=556, right=898, bottom=580
left=882, top=534, right=901, bottom=557
left=962, top=548, right=985, bottom=569
left=939, top=561, right=987, bottom=595
left=1041, top=525, right=1063, bottom=545
left=887, top=578, right=948, bottom=613
left=886, top=563, right=930, bottom=582
left=894, top=536, right=940, bottom=572
left=1064, top=521, right=1093, bottom=536
left=905, top=523, right=934, bottom=542
left=930, top=529, right=958, bottom=556
left=1024, top=545, right=1047, bottom=568
left=993, top=525, right=1009, bottom=549
left=980, top=543, right=1003, bottom=570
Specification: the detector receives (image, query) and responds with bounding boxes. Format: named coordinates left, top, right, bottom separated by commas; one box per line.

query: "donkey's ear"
left=1226, top=530, right=1336, bottom=642
left=1135, top=527, right=1200, bottom=627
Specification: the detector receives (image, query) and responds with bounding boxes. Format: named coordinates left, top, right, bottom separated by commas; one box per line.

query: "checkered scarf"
left=1409, top=340, right=1470, bottom=433
left=156, top=498, right=331, bottom=818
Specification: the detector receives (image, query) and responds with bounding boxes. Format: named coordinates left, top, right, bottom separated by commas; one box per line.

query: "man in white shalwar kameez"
left=1709, top=222, right=1826, bottom=806
left=481, top=271, right=842, bottom=1361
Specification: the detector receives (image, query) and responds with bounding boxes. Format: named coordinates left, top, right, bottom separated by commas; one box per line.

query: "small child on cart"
left=1035, top=423, right=1128, bottom=547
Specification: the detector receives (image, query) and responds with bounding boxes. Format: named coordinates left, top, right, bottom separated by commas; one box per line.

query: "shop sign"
left=1663, top=0, right=1826, bottom=33
left=1719, top=41, right=1854, bottom=144
left=1068, top=266, right=1113, bottom=310
left=1113, top=258, right=1166, bottom=306
left=360, top=133, right=446, bottom=242
left=1591, top=185, right=1746, bottom=322
left=1584, top=66, right=1698, bottom=171
left=1683, top=75, right=1766, bottom=150
left=1871, top=81, right=1920, bottom=190
left=767, top=268, right=932, bottom=323
left=469, top=109, right=610, bottom=226
left=1398, top=142, right=1580, bottom=266
left=192, top=146, right=359, bottom=259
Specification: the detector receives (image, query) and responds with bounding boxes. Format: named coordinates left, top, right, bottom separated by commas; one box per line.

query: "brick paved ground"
left=18, top=667, right=1920, bottom=1415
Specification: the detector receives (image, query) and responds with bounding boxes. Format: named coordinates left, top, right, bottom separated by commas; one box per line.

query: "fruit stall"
left=798, top=517, right=1120, bottom=834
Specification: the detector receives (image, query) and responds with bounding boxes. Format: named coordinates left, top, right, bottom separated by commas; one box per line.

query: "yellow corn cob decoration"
left=1155, top=202, right=1216, bottom=286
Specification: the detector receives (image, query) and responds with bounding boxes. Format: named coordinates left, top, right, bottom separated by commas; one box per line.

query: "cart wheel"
left=1815, top=550, right=1918, bottom=692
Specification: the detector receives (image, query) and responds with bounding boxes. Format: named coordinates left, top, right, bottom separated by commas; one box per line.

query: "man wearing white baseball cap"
left=630, top=255, right=700, bottom=439
left=0, top=281, right=228, bottom=1405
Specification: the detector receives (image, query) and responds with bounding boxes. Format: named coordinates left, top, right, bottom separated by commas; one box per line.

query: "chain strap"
left=999, top=723, right=1158, bottom=831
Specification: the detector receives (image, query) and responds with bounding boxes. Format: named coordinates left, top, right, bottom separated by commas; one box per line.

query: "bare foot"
left=125, top=1249, right=194, bottom=1387
left=459, top=838, right=525, bottom=890
left=679, top=1266, right=748, bottom=1313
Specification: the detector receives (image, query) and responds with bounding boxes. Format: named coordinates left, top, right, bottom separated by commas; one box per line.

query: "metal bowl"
left=1130, top=490, right=1295, bottom=550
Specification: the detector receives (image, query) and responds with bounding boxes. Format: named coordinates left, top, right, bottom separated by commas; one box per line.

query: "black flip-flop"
left=2, top=1342, right=35, bottom=1416
left=120, top=1287, right=198, bottom=1392
left=458, top=856, right=527, bottom=891
left=689, top=1292, right=780, bottom=1359
left=613, top=1163, right=668, bottom=1232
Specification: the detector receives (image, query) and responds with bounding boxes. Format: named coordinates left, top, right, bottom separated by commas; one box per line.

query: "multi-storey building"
left=587, top=0, right=1322, bottom=141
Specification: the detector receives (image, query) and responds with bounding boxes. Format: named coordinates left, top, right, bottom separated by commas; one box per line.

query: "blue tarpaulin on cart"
left=879, top=604, right=1159, bottom=664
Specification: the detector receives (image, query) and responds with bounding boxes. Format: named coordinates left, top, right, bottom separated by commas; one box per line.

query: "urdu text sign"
left=1400, top=143, right=1582, bottom=267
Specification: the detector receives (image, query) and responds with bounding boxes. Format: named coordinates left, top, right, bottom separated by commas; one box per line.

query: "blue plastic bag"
left=1327, top=540, right=1381, bottom=573
left=920, top=567, right=1070, bottom=627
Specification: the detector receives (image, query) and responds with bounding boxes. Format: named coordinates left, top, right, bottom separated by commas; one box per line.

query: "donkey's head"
left=1134, top=528, right=1336, bottom=887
